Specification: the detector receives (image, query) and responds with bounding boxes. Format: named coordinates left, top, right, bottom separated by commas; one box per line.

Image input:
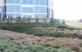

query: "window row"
left=35, top=6, right=48, bottom=13
left=6, top=5, right=21, bottom=12
left=6, top=0, right=48, bottom=5
left=0, top=8, right=1, bottom=13
left=35, top=14, right=48, bottom=18
left=6, top=5, right=48, bottom=13
left=6, top=14, right=47, bottom=18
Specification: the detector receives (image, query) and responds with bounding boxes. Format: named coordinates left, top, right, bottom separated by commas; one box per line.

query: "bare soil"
left=0, top=29, right=81, bottom=47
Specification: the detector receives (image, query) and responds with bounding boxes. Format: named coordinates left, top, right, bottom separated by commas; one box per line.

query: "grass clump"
left=0, top=35, right=74, bottom=52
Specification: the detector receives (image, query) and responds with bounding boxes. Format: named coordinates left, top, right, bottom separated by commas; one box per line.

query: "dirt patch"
left=0, top=29, right=81, bottom=47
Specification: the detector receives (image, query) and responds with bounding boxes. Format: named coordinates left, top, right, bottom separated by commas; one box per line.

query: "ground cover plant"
left=0, top=35, right=74, bottom=52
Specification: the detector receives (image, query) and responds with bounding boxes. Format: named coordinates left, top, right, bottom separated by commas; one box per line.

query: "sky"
left=53, top=0, right=82, bottom=21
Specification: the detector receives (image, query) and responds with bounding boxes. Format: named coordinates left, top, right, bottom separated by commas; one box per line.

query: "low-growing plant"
left=0, top=35, right=74, bottom=52
left=71, top=46, right=80, bottom=52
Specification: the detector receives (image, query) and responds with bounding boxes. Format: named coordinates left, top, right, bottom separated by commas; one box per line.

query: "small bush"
left=0, top=23, right=82, bottom=39
left=71, top=46, right=80, bottom=52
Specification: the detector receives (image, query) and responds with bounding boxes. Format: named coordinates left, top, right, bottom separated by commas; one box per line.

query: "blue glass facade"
left=6, top=5, right=21, bottom=12
left=34, top=0, right=48, bottom=5
left=0, top=7, right=1, bottom=17
left=22, top=0, right=33, bottom=5
left=6, top=0, right=21, bottom=4
left=0, top=7, right=1, bottom=13
left=22, top=7, right=33, bottom=13
left=0, top=6, right=4, bottom=18
left=4, top=0, right=50, bottom=18
left=34, top=6, right=47, bottom=13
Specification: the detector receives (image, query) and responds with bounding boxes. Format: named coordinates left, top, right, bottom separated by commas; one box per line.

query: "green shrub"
left=71, top=46, right=80, bottom=52
left=0, top=23, right=82, bottom=39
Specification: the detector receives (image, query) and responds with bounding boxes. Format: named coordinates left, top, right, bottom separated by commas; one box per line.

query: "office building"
left=0, top=0, right=54, bottom=22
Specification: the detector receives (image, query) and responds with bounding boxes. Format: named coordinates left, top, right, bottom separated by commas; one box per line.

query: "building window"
left=0, top=13, right=1, bottom=18
left=35, top=14, right=47, bottom=18
left=14, top=14, right=21, bottom=18
left=34, top=6, right=47, bottom=13
left=0, top=8, right=1, bottom=13
left=22, top=7, right=33, bottom=13
left=23, top=15, right=32, bottom=18
left=22, top=0, right=33, bottom=5
left=6, top=14, right=14, bottom=18
left=6, top=5, right=21, bottom=12
left=6, top=0, right=21, bottom=4
left=34, top=0, right=48, bottom=5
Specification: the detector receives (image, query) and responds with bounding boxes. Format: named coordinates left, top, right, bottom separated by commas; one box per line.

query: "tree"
left=16, top=16, right=21, bottom=23
left=62, top=19, right=65, bottom=24
left=50, top=17, right=54, bottom=25
left=9, top=16, right=13, bottom=23
left=6, top=17, right=9, bottom=23
left=43, top=16, right=47, bottom=24
left=27, top=17, right=30, bottom=24
left=2, top=16, right=6, bottom=22
left=35, top=16, right=39, bottom=24
left=0, top=13, right=1, bottom=22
